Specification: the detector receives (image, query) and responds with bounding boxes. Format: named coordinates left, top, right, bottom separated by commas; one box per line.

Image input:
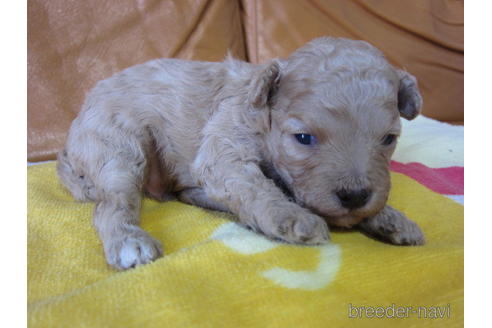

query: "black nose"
left=336, top=188, right=371, bottom=209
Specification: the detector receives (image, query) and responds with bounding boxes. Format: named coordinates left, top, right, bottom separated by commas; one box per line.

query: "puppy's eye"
left=381, top=134, right=397, bottom=146
left=294, top=133, right=316, bottom=145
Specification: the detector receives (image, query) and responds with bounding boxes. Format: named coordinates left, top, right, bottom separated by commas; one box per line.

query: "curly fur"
left=58, top=37, right=425, bottom=270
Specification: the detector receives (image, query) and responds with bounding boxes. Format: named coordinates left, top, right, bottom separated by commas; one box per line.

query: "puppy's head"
left=251, top=37, right=422, bottom=227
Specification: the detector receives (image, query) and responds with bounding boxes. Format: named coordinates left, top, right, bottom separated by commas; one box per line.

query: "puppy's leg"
left=177, top=188, right=229, bottom=212
left=358, top=205, right=425, bottom=245
left=194, top=143, right=329, bottom=245
left=94, top=160, right=163, bottom=270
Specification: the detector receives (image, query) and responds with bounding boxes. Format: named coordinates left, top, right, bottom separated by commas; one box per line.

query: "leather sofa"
left=28, top=0, right=463, bottom=162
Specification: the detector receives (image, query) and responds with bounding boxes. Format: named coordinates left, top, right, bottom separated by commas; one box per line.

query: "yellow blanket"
left=28, top=162, right=463, bottom=327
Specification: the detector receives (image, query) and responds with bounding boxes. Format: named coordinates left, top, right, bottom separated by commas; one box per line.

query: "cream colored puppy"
left=58, top=37, right=425, bottom=270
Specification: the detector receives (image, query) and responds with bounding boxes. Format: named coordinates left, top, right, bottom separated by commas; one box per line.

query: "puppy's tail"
left=56, top=149, right=96, bottom=202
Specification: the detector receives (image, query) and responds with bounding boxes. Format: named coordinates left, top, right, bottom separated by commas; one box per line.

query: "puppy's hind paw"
left=105, top=228, right=163, bottom=270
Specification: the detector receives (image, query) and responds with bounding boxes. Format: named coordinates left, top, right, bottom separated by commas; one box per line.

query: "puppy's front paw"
left=384, top=217, right=425, bottom=246
left=272, top=209, right=330, bottom=245
left=359, top=205, right=425, bottom=246
left=104, top=227, right=163, bottom=270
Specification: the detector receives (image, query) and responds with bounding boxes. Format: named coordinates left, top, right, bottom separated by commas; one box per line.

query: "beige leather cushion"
left=242, top=0, right=464, bottom=124
left=28, top=0, right=246, bottom=161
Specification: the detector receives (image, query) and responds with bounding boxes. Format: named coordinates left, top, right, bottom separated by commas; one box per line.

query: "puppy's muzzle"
left=335, top=188, right=372, bottom=210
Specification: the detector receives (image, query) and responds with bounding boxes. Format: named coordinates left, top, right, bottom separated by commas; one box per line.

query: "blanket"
left=27, top=116, right=463, bottom=327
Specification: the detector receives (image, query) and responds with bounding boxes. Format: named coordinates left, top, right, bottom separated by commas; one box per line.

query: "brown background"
left=28, top=0, right=464, bottom=162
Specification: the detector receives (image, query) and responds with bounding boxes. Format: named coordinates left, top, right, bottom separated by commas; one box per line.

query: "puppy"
left=58, top=37, right=425, bottom=270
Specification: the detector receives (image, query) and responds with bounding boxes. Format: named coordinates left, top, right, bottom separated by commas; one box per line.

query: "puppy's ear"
left=396, top=69, right=422, bottom=120
left=249, top=61, right=281, bottom=108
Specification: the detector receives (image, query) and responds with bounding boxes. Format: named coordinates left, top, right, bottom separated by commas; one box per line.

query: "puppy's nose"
left=336, top=188, right=371, bottom=210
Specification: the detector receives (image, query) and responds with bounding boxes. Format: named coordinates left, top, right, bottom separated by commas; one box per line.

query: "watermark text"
left=348, top=303, right=451, bottom=319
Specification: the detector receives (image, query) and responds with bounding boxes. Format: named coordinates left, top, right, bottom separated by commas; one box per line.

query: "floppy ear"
left=249, top=60, right=281, bottom=108
left=396, top=69, right=422, bottom=120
